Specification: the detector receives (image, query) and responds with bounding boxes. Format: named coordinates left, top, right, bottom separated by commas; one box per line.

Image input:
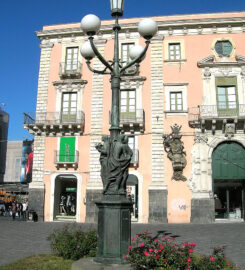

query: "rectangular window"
left=121, top=43, right=134, bottom=66
left=61, top=92, right=77, bottom=122
left=59, top=137, right=75, bottom=162
left=65, top=47, right=78, bottom=71
left=170, top=92, right=183, bottom=111
left=128, top=136, right=135, bottom=163
left=169, top=43, right=181, bottom=60
left=216, top=77, right=238, bottom=116
left=120, top=89, right=136, bottom=117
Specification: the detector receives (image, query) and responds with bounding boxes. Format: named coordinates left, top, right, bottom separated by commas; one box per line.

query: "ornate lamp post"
left=80, top=0, right=157, bottom=264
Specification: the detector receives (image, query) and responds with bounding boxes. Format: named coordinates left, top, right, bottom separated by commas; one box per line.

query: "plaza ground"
left=0, top=216, right=244, bottom=268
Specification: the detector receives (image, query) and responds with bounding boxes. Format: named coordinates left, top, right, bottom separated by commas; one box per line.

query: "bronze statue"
left=96, top=134, right=133, bottom=195
left=163, top=124, right=187, bottom=181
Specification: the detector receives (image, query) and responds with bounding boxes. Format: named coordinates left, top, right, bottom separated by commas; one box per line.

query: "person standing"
left=12, top=202, right=16, bottom=220
left=22, top=201, right=27, bottom=221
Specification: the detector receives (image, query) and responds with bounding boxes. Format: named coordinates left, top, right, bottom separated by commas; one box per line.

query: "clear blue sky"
left=1, top=0, right=245, bottom=141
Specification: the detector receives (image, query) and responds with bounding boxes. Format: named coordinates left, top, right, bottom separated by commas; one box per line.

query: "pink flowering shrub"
left=125, top=231, right=238, bottom=270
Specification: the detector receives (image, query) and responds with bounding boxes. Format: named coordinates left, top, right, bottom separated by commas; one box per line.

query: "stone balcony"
left=23, top=111, right=85, bottom=136
left=188, top=105, right=245, bottom=133
left=54, top=150, right=79, bottom=170
left=59, top=62, right=82, bottom=79
left=109, top=109, right=145, bottom=133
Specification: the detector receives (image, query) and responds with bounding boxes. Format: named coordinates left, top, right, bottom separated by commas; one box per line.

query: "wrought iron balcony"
left=109, top=109, right=145, bottom=133
left=189, top=105, right=245, bottom=131
left=130, top=149, right=139, bottom=168
left=54, top=150, right=79, bottom=169
left=59, top=62, right=82, bottom=79
left=23, top=111, right=85, bottom=136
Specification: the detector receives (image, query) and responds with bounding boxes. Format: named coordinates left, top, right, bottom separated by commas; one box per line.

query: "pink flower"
left=147, top=234, right=152, bottom=238
left=165, top=236, right=169, bottom=240
left=154, top=239, right=158, bottom=242
left=163, top=259, right=167, bottom=263
left=160, top=245, right=165, bottom=250
left=188, top=249, right=193, bottom=253
left=140, top=243, right=144, bottom=248
left=128, top=245, right=132, bottom=251
left=144, top=251, right=150, bottom=256
left=144, top=230, right=148, bottom=233
left=124, top=254, right=127, bottom=260
left=131, top=237, right=135, bottom=241
left=172, top=237, right=176, bottom=241
left=187, top=258, right=192, bottom=263
left=210, top=256, right=215, bottom=261
left=136, top=234, right=139, bottom=238
left=154, top=249, right=158, bottom=253
left=156, top=254, right=160, bottom=260
left=149, top=248, right=153, bottom=253
left=191, top=243, right=196, bottom=247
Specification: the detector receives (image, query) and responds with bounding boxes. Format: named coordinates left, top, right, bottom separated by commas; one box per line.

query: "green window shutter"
left=65, top=47, right=78, bottom=71
left=170, top=92, right=183, bottom=111
left=59, top=137, right=75, bottom=162
left=61, top=92, right=77, bottom=122
left=169, top=43, right=181, bottom=60
left=215, top=77, right=238, bottom=116
left=120, top=89, right=136, bottom=118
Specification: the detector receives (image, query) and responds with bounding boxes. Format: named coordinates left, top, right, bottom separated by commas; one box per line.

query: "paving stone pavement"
left=0, top=216, right=244, bottom=269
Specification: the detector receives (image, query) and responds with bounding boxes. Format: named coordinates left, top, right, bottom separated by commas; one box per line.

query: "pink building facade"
left=24, top=11, right=245, bottom=223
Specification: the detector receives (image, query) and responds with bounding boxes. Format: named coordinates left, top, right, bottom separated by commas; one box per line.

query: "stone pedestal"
left=85, top=189, right=102, bottom=223
left=28, top=187, right=45, bottom=221
left=94, top=195, right=132, bottom=264
left=148, top=189, right=168, bottom=223
left=191, top=198, right=215, bottom=223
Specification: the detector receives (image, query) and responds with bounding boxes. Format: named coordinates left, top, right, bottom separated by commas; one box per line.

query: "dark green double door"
left=212, top=142, right=245, bottom=219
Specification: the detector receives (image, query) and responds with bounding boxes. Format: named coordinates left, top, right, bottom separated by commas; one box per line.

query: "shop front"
left=212, top=141, right=245, bottom=221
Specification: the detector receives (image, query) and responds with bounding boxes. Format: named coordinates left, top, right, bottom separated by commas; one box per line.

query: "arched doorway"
left=54, top=175, right=77, bottom=221
left=127, top=174, right=138, bottom=222
left=212, top=141, right=245, bottom=220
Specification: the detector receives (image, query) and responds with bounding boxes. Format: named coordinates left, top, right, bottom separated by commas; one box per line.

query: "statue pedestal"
left=94, top=195, right=132, bottom=264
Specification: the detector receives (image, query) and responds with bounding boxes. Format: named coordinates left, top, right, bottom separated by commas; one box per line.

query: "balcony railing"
left=54, top=150, right=79, bottom=169
left=23, top=111, right=85, bottom=135
left=59, top=62, right=82, bottom=78
left=109, top=109, right=145, bottom=133
left=24, top=111, right=85, bottom=125
left=189, top=105, right=245, bottom=127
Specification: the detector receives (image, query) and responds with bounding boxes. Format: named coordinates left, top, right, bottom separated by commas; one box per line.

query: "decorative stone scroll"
left=163, top=124, right=187, bottom=181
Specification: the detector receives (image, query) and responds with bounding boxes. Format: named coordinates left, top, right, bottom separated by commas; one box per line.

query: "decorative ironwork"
left=163, top=124, right=187, bottom=181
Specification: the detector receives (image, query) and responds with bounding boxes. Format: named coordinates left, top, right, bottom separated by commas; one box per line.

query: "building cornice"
left=198, top=54, right=245, bottom=68
left=36, top=16, right=245, bottom=40
left=53, top=79, right=88, bottom=86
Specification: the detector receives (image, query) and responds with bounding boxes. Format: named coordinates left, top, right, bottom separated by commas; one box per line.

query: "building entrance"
left=54, top=175, right=77, bottom=220
left=127, top=174, right=138, bottom=222
left=212, top=142, right=245, bottom=221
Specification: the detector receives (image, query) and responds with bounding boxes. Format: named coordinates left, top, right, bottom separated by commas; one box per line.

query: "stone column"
left=28, top=41, right=54, bottom=221
left=148, top=36, right=167, bottom=223
left=85, top=40, right=106, bottom=223
left=190, top=134, right=214, bottom=223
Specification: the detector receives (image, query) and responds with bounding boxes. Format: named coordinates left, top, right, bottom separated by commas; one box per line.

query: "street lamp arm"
left=88, top=37, right=113, bottom=72
left=86, top=60, right=111, bottom=75
left=120, top=40, right=150, bottom=74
